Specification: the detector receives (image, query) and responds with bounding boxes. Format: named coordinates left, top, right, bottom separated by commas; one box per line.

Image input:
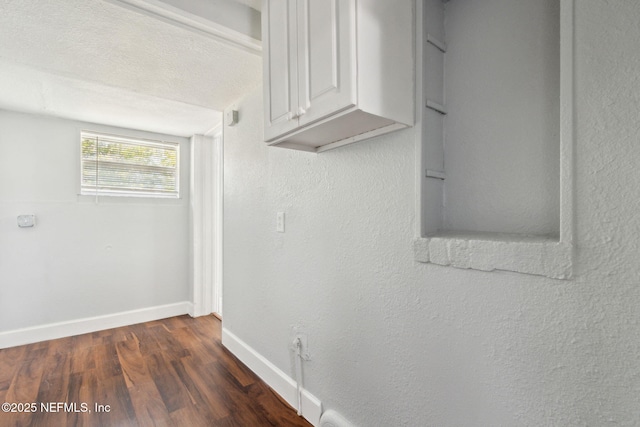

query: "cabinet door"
left=296, top=0, right=356, bottom=127
left=263, top=0, right=299, bottom=141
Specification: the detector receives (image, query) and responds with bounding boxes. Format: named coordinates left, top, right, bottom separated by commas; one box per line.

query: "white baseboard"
left=0, top=301, right=192, bottom=349
left=222, top=328, right=323, bottom=427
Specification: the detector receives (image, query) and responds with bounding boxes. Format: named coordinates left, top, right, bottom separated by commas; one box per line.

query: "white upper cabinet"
left=262, top=0, right=413, bottom=153
left=262, top=0, right=298, bottom=139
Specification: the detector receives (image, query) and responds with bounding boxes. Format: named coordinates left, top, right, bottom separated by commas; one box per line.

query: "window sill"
left=79, top=191, right=179, bottom=199
left=76, top=194, right=184, bottom=205
left=414, top=231, right=573, bottom=279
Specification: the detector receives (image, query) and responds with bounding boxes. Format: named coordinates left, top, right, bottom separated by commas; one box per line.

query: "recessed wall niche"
left=414, top=0, right=574, bottom=279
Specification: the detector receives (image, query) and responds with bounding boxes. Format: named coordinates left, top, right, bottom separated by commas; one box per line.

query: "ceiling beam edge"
left=104, top=0, right=262, bottom=55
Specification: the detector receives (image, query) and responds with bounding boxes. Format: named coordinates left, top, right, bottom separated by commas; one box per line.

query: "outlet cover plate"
left=290, top=325, right=311, bottom=360
left=17, top=215, right=36, bottom=228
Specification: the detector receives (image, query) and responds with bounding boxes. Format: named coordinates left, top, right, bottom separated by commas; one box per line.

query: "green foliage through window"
left=81, top=132, right=179, bottom=198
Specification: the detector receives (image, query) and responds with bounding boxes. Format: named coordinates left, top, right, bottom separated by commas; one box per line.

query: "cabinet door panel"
left=297, top=0, right=356, bottom=127
left=263, top=0, right=298, bottom=141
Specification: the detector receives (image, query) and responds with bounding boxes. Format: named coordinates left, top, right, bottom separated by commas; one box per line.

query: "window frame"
left=79, top=131, right=181, bottom=199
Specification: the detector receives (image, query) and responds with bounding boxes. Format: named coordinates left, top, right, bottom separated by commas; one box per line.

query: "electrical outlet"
left=290, top=326, right=311, bottom=361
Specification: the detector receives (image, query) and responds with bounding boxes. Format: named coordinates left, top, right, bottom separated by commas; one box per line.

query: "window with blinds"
left=80, top=132, right=179, bottom=198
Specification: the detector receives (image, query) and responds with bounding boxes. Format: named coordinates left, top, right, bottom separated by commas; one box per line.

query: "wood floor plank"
left=126, top=385, right=172, bottom=427
left=30, top=351, right=72, bottom=427
left=217, top=348, right=258, bottom=389
left=171, top=326, right=225, bottom=367
left=70, top=330, right=95, bottom=351
left=2, top=348, right=48, bottom=427
left=4, top=348, right=47, bottom=403
left=116, top=332, right=150, bottom=389
left=70, top=345, right=97, bottom=374
left=168, top=400, right=213, bottom=427
left=116, top=331, right=173, bottom=426
left=0, top=346, right=24, bottom=392
left=93, top=342, right=123, bottom=380
left=0, top=315, right=312, bottom=427
left=144, top=351, right=192, bottom=413
left=247, top=380, right=312, bottom=427
left=91, top=374, right=138, bottom=426
left=173, top=357, right=231, bottom=420
left=74, top=370, right=98, bottom=427
left=45, top=335, right=75, bottom=358
left=199, top=360, right=269, bottom=426
left=147, top=324, right=191, bottom=360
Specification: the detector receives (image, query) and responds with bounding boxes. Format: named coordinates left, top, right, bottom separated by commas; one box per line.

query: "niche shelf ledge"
left=414, top=233, right=572, bottom=279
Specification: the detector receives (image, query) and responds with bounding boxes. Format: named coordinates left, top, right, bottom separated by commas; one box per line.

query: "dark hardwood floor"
left=0, top=315, right=312, bottom=427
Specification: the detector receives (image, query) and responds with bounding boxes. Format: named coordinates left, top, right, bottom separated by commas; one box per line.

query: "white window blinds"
left=81, top=132, right=179, bottom=198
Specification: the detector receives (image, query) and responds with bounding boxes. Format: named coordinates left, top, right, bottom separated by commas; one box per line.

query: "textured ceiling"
left=0, top=0, right=262, bottom=136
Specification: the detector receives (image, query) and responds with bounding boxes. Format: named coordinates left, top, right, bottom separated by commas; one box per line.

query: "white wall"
left=443, top=0, right=560, bottom=235
left=222, top=1, right=640, bottom=426
left=0, top=110, right=190, bottom=333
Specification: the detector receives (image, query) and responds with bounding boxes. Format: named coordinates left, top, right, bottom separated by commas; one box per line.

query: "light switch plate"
left=17, top=214, right=36, bottom=228
left=276, top=212, right=285, bottom=233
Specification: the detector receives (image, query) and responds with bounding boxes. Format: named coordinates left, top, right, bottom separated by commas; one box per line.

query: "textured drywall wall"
left=443, top=0, right=560, bottom=235
left=0, top=110, right=190, bottom=332
left=223, top=1, right=640, bottom=425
